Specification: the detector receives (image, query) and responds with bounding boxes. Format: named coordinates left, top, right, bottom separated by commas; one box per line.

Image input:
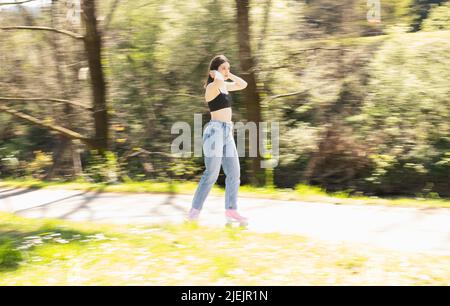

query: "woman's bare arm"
left=226, top=72, right=248, bottom=91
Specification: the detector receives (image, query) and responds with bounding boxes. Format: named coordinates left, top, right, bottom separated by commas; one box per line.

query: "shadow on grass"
left=0, top=222, right=104, bottom=273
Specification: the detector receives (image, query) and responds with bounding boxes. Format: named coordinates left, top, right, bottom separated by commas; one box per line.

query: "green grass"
left=1, top=178, right=449, bottom=208
left=0, top=212, right=448, bottom=285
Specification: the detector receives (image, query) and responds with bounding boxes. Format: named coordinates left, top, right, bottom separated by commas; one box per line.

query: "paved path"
left=1, top=186, right=449, bottom=255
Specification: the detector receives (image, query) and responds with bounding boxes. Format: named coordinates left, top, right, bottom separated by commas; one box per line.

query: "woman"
left=187, top=54, right=248, bottom=227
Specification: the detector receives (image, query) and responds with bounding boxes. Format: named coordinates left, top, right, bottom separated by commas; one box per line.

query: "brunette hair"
left=203, top=54, right=230, bottom=89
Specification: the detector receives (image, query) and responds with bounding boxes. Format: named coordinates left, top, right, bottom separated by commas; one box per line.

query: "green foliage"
left=355, top=31, right=450, bottom=194
left=0, top=133, right=30, bottom=178
left=422, top=2, right=450, bottom=30
left=295, top=183, right=328, bottom=196
left=26, top=150, right=53, bottom=178
left=409, top=0, right=448, bottom=31
left=168, top=159, right=199, bottom=178
left=0, top=238, right=22, bottom=271
left=83, top=150, right=120, bottom=183
left=1, top=0, right=450, bottom=197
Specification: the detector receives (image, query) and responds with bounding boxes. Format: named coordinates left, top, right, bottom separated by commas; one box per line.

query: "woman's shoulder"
left=205, top=83, right=223, bottom=102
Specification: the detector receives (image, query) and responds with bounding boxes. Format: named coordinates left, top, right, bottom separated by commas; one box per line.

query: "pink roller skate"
left=225, top=209, right=248, bottom=228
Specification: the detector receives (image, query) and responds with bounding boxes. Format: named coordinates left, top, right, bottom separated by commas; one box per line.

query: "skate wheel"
left=239, top=223, right=248, bottom=229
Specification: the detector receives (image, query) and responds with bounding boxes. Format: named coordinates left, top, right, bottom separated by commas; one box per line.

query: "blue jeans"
left=191, top=119, right=241, bottom=210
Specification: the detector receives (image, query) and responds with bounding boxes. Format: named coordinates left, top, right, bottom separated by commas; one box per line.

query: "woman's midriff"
left=210, top=107, right=232, bottom=123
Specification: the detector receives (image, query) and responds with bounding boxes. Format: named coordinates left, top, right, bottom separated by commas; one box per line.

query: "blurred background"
left=1, top=0, right=450, bottom=287
left=0, top=0, right=449, bottom=197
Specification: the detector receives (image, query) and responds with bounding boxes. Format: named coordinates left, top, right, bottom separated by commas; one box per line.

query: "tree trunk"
left=235, top=0, right=265, bottom=186
left=81, top=0, right=109, bottom=152
left=46, top=0, right=83, bottom=179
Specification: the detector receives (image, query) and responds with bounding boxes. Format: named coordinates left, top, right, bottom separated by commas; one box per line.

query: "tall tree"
left=81, top=0, right=108, bottom=152
left=0, top=0, right=110, bottom=154
left=45, top=0, right=82, bottom=178
left=235, top=0, right=265, bottom=186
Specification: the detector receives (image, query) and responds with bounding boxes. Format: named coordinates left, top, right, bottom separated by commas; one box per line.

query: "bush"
left=27, top=150, right=53, bottom=178
left=83, top=150, right=120, bottom=183
left=0, top=238, right=22, bottom=270
left=422, top=2, right=450, bottom=31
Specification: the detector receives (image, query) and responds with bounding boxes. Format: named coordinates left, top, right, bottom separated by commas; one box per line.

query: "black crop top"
left=207, top=88, right=232, bottom=112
